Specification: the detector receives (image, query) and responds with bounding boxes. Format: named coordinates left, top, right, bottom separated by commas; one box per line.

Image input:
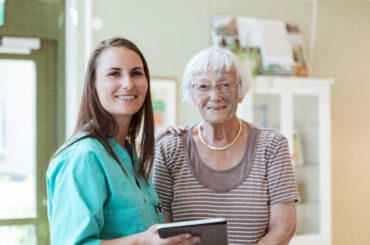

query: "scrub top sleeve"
left=49, top=150, right=107, bottom=245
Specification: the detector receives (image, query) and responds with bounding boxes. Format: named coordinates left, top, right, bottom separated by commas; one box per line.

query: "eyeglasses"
left=191, top=80, right=239, bottom=95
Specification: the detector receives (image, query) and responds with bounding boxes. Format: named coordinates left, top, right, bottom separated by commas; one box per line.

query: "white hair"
left=182, top=46, right=253, bottom=103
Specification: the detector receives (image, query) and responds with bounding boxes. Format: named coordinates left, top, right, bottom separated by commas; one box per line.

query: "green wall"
left=0, top=1, right=65, bottom=243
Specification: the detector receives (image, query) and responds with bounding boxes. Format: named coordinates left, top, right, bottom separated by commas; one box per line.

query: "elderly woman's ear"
left=238, top=95, right=245, bottom=103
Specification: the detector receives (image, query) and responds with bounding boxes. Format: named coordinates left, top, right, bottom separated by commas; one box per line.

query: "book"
left=286, top=23, right=309, bottom=77
left=157, top=218, right=228, bottom=245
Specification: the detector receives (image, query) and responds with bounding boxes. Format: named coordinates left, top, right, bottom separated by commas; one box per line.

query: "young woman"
left=46, top=37, right=199, bottom=245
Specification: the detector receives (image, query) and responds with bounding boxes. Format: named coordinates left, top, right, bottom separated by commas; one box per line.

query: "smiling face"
left=192, top=70, right=241, bottom=125
left=95, top=47, right=148, bottom=123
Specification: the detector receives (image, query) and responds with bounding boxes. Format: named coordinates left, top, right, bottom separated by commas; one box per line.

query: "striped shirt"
left=152, top=122, right=299, bottom=245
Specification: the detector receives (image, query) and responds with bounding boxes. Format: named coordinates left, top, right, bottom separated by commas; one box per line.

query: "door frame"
left=0, top=40, right=58, bottom=245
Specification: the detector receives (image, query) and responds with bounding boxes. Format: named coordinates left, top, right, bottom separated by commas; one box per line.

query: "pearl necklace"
left=197, top=119, right=242, bottom=151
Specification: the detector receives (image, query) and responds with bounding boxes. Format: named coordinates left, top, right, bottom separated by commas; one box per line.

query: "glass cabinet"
left=237, top=76, right=333, bottom=245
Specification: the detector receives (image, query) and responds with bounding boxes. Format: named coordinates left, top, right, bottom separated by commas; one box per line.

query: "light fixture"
left=0, top=36, right=40, bottom=54
left=0, top=47, right=31, bottom=54
left=69, top=7, right=78, bottom=27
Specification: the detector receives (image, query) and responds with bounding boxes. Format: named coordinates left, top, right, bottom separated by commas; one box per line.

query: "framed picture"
left=151, top=78, right=177, bottom=136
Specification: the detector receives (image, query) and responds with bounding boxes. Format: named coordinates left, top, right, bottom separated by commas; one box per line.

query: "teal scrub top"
left=46, top=134, right=163, bottom=245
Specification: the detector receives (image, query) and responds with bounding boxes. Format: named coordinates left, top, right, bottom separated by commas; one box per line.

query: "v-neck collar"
left=108, top=138, right=138, bottom=173
left=182, top=121, right=259, bottom=192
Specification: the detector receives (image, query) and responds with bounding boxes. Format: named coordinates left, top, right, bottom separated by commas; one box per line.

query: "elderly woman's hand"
left=155, top=125, right=189, bottom=143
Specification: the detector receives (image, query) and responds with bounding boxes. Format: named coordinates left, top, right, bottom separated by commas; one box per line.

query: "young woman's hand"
left=142, top=224, right=200, bottom=245
left=101, top=224, right=200, bottom=245
left=155, top=125, right=189, bottom=142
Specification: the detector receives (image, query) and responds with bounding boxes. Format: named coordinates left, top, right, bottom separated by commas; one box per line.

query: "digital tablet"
left=157, top=218, right=228, bottom=245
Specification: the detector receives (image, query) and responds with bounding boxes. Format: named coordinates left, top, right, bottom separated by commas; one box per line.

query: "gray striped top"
left=152, top=122, right=299, bottom=245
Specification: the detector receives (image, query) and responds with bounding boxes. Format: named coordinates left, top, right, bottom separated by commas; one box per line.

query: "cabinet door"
left=251, top=93, right=321, bottom=235
left=292, top=95, right=320, bottom=235
left=252, top=93, right=281, bottom=131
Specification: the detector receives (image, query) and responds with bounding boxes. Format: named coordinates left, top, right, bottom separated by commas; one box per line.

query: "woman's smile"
left=115, top=94, right=138, bottom=102
left=207, top=105, right=227, bottom=111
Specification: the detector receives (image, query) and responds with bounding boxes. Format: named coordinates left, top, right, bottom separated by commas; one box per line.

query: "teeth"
left=117, top=95, right=135, bottom=99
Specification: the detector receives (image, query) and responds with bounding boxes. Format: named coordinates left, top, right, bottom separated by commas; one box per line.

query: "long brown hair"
left=56, top=37, right=154, bottom=184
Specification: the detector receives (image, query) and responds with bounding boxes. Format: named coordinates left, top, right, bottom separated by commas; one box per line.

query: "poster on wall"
left=211, top=15, right=308, bottom=77
left=151, top=78, right=177, bottom=136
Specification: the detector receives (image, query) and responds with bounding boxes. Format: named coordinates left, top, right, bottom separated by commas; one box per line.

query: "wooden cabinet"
left=237, top=76, right=333, bottom=245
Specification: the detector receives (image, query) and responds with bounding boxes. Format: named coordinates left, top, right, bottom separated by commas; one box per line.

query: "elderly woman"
left=152, top=47, right=299, bottom=245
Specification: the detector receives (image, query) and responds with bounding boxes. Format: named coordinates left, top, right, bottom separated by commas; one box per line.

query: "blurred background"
left=0, top=0, right=369, bottom=244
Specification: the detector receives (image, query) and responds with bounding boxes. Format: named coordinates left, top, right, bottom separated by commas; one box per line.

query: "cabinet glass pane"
left=253, top=94, right=280, bottom=130
left=0, top=60, right=36, bottom=219
left=0, top=225, right=36, bottom=245
left=293, top=95, right=319, bottom=235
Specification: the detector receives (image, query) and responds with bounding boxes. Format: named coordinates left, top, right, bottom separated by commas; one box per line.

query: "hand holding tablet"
left=157, top=218, right=228, bottom=245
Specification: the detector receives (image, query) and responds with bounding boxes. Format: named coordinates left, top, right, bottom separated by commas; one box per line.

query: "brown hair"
left=56, top=37, right=154, bottom=184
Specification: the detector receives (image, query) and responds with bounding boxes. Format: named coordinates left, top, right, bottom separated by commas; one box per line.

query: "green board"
left=0, top=2, right=4, bottom=26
